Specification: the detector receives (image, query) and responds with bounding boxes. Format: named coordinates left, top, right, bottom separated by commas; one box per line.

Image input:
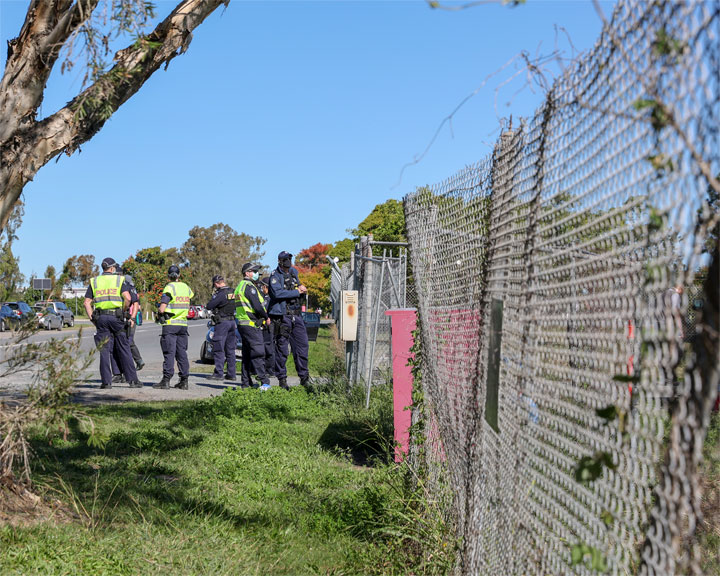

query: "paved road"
left=0, top=319, right=299, bottom=404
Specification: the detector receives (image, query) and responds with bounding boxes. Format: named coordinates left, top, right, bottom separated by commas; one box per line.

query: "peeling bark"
left=0, top=0, right=228, bottom=231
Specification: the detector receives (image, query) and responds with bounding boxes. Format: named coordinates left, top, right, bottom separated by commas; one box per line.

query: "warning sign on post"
left=339, top=290, right=358, bottom=341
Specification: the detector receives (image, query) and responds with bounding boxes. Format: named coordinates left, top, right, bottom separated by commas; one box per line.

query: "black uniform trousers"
left=239, top=324, right=269, bottom=387
left=212, top=319, right=237, bottom=378
left=262, top=324, right=275, bottom=377
left=95, top=314, right=137, bottom=386
left=272, top=313, right=309, bottom=380
left=111, top=321, right=143, bottom=376
left=161, top=325, right=189, bottom=379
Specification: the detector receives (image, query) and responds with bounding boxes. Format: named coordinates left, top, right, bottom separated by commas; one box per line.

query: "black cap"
left=212, top=274, right=224, bottom=284
left=242, top=263, right=261, bottom=274
left=168, top=265, right=180, bottom=277
left=101, top=257, right=117, bottom=270
left=259, top=276, right=270, bottom=287
left=278, top=251, right=292, bottom=260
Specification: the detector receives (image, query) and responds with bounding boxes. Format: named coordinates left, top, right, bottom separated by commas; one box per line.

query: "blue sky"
left=1, top=0, right=612, bottom=282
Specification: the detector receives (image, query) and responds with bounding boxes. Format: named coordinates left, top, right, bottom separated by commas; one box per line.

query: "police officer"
left=111, top=272, right=145, bottom=383
left=83, top=257, right=142, bottom=389
left=268, top=251, right=309, bottom=390
left=259, top=277, right=275, bottom=378
left=154, top=265, right=194, bottom=390
left=206, top=274, right=237, bottom=382
left=234, top=263, right=269, bottom=389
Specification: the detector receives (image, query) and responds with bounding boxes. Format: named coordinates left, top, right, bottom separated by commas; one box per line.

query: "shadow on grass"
left=30, top=424, right=280, bottom=531
left=28, top=396, right=322, bottom=531
left=318, top=420, right=391, bottom=467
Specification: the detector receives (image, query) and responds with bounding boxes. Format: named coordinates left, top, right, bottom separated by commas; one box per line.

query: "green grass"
left=1, top=377, right=456, bottom=575
left=700, top=412, right=720, bottom=574
left=285, top=325, right=343, bottom=378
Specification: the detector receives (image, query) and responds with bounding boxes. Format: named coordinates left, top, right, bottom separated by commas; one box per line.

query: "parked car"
left=37, top=301, right=75, bottom=327
left=200, top=321, right=241, bottom=364
left=0, top=304, right=19, bottom=331
left=195, top=305, right=209, bottom=319
left=3, top=301, right=34, bottom=325
left=37, top=307, right=63, bottom=331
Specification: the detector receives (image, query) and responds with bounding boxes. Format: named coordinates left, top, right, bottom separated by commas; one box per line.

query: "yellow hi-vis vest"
left=234, top=280, right=259, bottom=327
left=91, top=274, right=124, bottom=310
left=163, top=282, right=193, bottom=326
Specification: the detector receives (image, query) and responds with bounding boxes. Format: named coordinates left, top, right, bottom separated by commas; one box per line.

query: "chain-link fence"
left=404, top=1, right=719, bottom=574
left=329, top=238, right=411, bottom=396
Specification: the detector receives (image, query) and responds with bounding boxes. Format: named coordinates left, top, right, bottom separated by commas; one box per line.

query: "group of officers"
left=84, top=251, right=310, bottom=391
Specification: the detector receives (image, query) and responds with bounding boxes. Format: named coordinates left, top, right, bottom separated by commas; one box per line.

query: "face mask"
left=280, top=258, right=292, bottom=269
left=252, top=272, right=259, bottom=281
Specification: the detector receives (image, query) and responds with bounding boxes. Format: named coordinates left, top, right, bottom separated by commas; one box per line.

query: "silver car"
left=38, top=308, right=63, bottom=331
left=39, top=301, right=75, bottom=327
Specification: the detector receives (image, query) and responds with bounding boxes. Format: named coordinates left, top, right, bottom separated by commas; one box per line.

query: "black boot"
left=278, top=378, right=289, bottom=390
left=128, top=380, right=143, bottom=389
left=174, top=377, right=189, bottom=390
left=300, top=377, right=310, bottom=390
left=111, top=374, right=126, bottom=384
left=153, top=377, right=171, bottom=389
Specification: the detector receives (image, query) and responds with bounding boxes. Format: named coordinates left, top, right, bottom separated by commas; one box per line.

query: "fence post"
left=385, top=308, right=417, bottom=462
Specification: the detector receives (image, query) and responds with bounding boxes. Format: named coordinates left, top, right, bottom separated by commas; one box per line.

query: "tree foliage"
left=351, top=199, right=407, bottom=243
left=0, top=202, right=25, bottom=301
left=328, top=199, right=408, bottom=266
left=179, top=223, right=265, bottom=304
left=122, top=246, right=179, bottom=309
left=295, top=243, right=332, bottom=273
left=62, top=254, right=99, bottom=285
left=295, top=243, right=332, bottom=313
left=328, top=238, right=355, bottom=265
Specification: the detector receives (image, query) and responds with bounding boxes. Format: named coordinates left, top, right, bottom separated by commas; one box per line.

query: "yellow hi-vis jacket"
left=91, top=274, right=124, bottom=310
left=234, top=280, right=260, bottom=327
left=163, top=281, right=193, bottom=326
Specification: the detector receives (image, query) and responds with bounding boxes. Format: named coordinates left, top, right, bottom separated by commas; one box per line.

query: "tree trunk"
left=0, top=0, right=228, bottom=231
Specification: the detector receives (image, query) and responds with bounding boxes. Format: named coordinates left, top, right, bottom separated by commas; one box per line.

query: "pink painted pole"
left=385, top=308, right=417, bottom=463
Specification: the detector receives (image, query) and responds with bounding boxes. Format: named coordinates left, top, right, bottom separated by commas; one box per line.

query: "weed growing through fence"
left=699, top=412, right=720, bottom=574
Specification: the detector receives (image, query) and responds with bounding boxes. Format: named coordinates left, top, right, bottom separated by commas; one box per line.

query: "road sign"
left=33, top=278, right=52, bottom=291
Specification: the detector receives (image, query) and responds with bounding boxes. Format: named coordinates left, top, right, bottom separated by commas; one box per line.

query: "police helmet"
left=168, top=265, right=180, bottom=279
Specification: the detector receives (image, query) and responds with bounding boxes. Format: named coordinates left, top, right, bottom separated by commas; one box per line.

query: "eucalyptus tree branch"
left=0, top=0, right=228, bottom=231
left=0, top=1, right=100, bottom=144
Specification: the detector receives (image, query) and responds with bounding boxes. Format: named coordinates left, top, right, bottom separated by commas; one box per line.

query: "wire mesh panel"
left=404, top=1, right=719, bottom=574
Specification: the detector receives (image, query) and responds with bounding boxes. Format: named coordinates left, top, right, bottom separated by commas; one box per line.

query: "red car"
left=187, top=306, right=197, bottom=320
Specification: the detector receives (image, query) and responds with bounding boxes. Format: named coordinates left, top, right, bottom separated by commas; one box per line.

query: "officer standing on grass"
left=235, top=263, right=269, bottom=389
left=206, top=274, right=237, bottom=382
left=268, top=251, right=309, bottom=390
left=83, top=257, right=142, bottom=389
left=154, top=265, right=193, bottom=390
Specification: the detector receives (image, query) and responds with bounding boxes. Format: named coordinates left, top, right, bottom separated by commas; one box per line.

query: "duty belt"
left=286, top=309, right=302, bottom=316
left=96, top=309, right=123, bottom=316
left=217, top=315, right=235, bottom=322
